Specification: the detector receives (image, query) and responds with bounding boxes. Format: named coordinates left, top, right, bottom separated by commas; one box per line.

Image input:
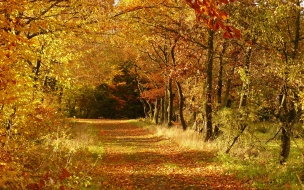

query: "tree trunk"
left=226, top=44, right=253, bottom=153
left=160, top=97, right=165, bottom=124
left=279, top=1, right=301, bottom=164
left=167, top=78, right=173, bottom=127
left=153, top=98, right=160, bottom=124
left=164, top=87, right=168, bottom=124
left=226, top=124, right=247, bottom=154
left=140, top=99, right=149, bottom=118
left=147, top=101, right=153, bottom=121
left=190, top=111, right=197, bottom=130
left=214, top=42, right=227, bottom=138
left=205, top=29, right=214, bottom=141
left=189, top=73, right=199, bottom=127
left=280, top=125, right=291, bottom=164
left=135, top=77, right=149, bottom=119
left=176, top=81, right=187, bottom=130
left=223, top=65, right=235, bottom=108
left=239, top=46, right=252, bottom=109
left=278, top=87, right=299, bottom=164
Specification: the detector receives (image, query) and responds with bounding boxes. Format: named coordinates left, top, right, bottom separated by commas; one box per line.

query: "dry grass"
left=153, top=124, right=218, bottom=152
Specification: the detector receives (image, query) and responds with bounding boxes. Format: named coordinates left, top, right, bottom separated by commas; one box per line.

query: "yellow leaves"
left=119, top=0, right=142, bottom=6
left=0, top=0, right=110, bottom=187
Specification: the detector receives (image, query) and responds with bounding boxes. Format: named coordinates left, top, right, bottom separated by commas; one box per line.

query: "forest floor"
left=73, top=119, right=252, bottom=189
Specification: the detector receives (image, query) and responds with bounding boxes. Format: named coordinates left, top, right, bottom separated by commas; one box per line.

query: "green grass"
left=152, top=120, right=304, bottom=189
left=87, top=143, right=105, bottom=159
left=216, top=122, right=304, bottom=189
left=163, top=162, right=179, bottom=169
left=127, top=118, right=153, bottom=128
left=216, top=151, right=303, bottom=189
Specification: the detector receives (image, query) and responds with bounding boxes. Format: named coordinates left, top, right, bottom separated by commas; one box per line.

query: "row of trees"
left=110, top=0, right=304, bottom=163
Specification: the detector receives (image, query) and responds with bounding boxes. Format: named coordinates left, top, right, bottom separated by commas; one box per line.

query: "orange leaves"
left=141, top=88, right=165, bottom=100
left=59, top=168, right=71, bottom=181
left=186, top=0, right=241, bottom=39
left=26, top=168, right=71, bottom=189
left=219, top=11, right=229, bottom=21
left=223, top=31, right=233, bottom=38
left=234, top=28, right=241, bottom=38
left=186, top=0, right=227, bottom=20
left=219, top=0, right=230, bottom=5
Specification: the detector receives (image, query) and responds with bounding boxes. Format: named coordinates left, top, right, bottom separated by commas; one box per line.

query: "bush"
left=0, top=105, right=101, bottom=189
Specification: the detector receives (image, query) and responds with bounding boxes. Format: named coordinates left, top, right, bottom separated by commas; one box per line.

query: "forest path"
left=75, top=119, right=250, bottom=189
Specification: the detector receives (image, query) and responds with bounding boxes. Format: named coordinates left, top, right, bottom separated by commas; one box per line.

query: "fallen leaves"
left=83, top=119, right=250, bottom=189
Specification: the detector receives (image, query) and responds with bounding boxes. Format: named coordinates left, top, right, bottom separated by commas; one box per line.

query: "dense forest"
left=1, top=0, right=304, bottom=188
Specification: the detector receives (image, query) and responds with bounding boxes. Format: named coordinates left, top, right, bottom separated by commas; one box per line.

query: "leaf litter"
left=85, top=120, right=251, bottom=189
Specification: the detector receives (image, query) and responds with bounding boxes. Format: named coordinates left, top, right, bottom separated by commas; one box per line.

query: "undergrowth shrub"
left=0, top=105, right=101, bottom=189
left=213, top=108, right=260, bottom=155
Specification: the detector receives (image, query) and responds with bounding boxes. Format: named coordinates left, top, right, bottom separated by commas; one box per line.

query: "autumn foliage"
left=0, top=0, right=114, bottom=188
left=186, top=0, right=241, bottom=38
left=1, top=0, right=304, bottom=188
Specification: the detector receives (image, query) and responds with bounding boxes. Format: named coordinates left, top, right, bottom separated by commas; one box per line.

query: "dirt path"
left=77, top=119, right=250, bottom=189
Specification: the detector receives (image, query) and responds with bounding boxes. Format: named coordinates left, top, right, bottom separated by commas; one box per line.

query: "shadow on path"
left=76, top=119, right=250, bottom=189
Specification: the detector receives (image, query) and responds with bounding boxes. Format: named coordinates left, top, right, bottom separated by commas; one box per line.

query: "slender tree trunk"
left=189, top=74, right=199, bottom=127
left=176, top=81, right=187, bottom=130
left=278, top=86, right=297, bottom=164
left=164, top=87, right=168, bottom=124
left=279, top=1, right=301, bottom=164
left=34, top=59, right=41, bottom=81
left=153, top=98, right=160, bottom=124
left=32, top=58, right=42, bottom=100
left=205, top=29, right=214, bottom=141
left=226, top=124, right=247, bottom=154
left=167, top=78, right=173, bottom=127
left=280, top=125, right=291, bottom=164
left=214, top=42, right=227, bottom=138
left=57, top=87, right=63, bottom=111
left=223, top=65, right=235, bottom=108
left=135, top=77, right=149, bottom=119
left=139, top=99, right=149, bottom=118
left=160, top=97, right=165, bottom=123
left=147, top=101, right=153, bottom=121
left=226, top=44, right=253, bottom=153
left=278, top=91, right=291, bottom=164
left=190, top=111, right=197, bottom=130
left=277, top=88, right=302, bottom=164
left=239, top=46, right=252, bottom=109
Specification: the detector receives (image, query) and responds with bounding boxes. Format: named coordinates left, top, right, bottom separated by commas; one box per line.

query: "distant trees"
left=65, top=64, right=144, bottom=119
